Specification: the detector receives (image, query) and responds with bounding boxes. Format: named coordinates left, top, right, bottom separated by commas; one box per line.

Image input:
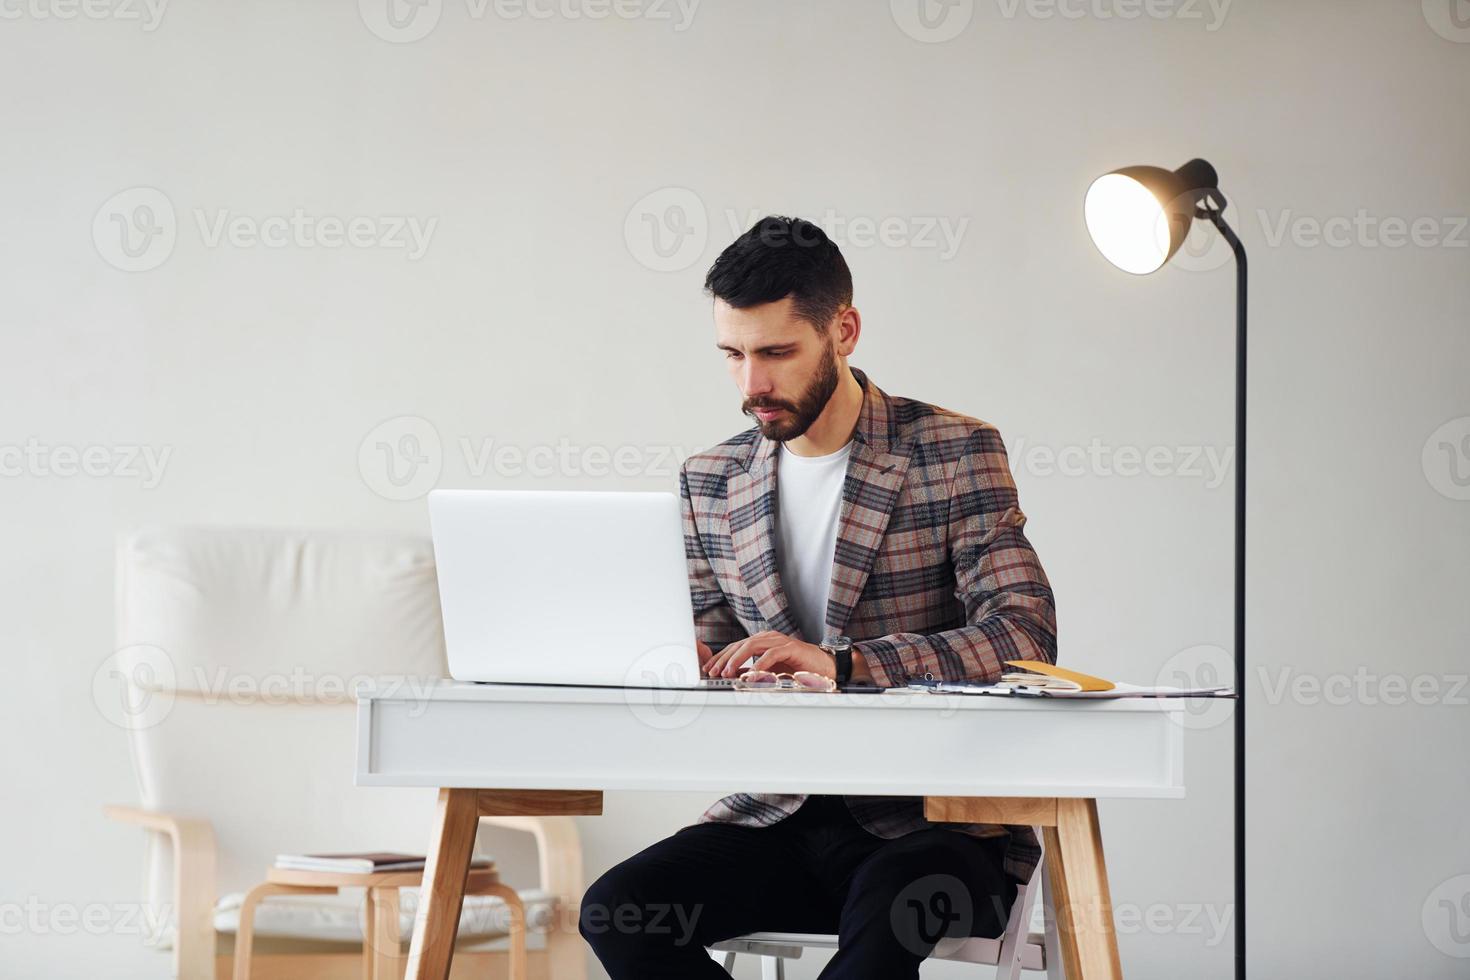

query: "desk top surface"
left=356, top=680, right=1187, bottom=797
left=357, top=678, right=1183, bottom=714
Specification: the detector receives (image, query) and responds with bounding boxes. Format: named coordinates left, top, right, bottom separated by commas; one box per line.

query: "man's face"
left=714, top=295, right=840, bottom=443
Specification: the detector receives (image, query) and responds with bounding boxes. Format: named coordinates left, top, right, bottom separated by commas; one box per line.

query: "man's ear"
left=834, top=305, right=861, bottom=357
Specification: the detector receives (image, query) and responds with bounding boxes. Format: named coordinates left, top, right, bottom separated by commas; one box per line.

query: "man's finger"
left=702, top=648, right=732, bottom=676
left=750, top=647, right=781, bottom=672
left=712, top=634, right=758, bottom=675
left=751, top=644, right=798, bottom=673
left=707, top=647, right=750, bottom=677
left=713, top=649, right=750, bottom=678
left=715, top=633, right=785, bottom=676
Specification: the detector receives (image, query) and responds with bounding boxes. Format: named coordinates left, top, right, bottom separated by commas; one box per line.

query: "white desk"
left=356, top=680, right=1187, bottom=980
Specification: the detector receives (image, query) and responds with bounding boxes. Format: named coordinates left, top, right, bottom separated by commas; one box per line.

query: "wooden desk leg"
left=1042, top=798, right=1122, bottom=980
left=405, top=788, right=479, bottom=980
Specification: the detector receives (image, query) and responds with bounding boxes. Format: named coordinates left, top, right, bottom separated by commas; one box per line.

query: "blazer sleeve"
left=679, top=460, right=748, bottom=650
left=854, top=426, right=1058, bottom=686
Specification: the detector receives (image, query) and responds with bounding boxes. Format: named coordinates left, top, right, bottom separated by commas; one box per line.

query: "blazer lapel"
left=824, top=370, right=912, bottom=640
left=727, top=433, right=799, bottom=635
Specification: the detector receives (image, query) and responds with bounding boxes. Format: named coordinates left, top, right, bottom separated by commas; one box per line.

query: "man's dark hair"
left=703, top=215, right=853, bottom=329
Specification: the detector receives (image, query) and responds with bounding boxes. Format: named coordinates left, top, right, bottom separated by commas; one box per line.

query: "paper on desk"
left=1032, top=682, right=1236, bottom=699
left=913, top=680, right=1236, bottom=699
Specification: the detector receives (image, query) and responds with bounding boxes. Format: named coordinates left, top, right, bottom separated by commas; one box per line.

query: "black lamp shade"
left=1084, top=158, right=1220, bottom=274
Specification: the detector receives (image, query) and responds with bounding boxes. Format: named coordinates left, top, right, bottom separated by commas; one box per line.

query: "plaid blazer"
left=678, top=367, right=1058, bottom=885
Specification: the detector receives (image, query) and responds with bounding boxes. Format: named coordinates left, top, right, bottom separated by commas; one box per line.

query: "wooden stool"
left=233, top=865, right=526, bottom=980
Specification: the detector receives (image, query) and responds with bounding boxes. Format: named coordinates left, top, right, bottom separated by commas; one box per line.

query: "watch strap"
left=823, top=637, right=853, bottom=686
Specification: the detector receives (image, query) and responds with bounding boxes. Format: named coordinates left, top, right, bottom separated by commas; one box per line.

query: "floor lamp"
left=1082, top=158, right=1248, bottom=980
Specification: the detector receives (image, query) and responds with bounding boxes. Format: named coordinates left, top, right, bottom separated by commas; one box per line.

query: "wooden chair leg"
left=470, top=881, right=526, bottom=980
left=1043, top=798, right=1122, bottom=980
left=233, top=882, right=334, bottom=980
left=362, top=888, right=376, bottom=980
left=366, top=886, right=402, bottom=980
left=545, top=917, right=586, bottom=980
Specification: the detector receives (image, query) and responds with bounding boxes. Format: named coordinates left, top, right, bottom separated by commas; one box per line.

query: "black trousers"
left=579, top=794, right=1016, bottom=979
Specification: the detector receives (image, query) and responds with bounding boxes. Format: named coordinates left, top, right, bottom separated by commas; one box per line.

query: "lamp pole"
left=1086, top=162, right=1250, bottom=979
left=1203, top=203, right=1247, bottom=980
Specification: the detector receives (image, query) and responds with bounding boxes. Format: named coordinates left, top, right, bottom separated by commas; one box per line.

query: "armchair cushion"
left=211, top=886, right=558, bottom=944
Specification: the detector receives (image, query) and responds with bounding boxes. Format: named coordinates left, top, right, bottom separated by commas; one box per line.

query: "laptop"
left=428, top=489, right=739, bottom=689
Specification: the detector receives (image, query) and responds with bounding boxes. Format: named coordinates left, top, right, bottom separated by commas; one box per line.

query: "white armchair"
left=103, top=526, right=588, bottom=980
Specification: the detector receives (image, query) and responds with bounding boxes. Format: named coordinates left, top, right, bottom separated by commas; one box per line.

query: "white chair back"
left=112, top=526, right=451, bottom=925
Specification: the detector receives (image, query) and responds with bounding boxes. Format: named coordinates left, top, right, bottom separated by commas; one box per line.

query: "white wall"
left=2, top=0, right=1467, bottom=976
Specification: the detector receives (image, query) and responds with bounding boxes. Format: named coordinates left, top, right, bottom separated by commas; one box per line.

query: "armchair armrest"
left=477, top=814, right=584, bottom=904
left=104, top=805, right=218, bottom=979
left=478, top=814, right=587, bottom=980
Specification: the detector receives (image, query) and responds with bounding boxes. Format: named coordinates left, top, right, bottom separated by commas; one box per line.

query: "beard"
left=742, top=335, right=841, bottom=443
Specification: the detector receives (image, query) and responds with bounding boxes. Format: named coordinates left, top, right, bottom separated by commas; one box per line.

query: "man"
left=580, top=216, right=1058, bottom=979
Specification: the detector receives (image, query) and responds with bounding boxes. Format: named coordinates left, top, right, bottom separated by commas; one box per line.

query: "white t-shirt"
left=774, top=438, right=853, bottom=644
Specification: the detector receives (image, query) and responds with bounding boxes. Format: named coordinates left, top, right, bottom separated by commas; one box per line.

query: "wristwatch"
left=821, top=636, right=854, bottom=686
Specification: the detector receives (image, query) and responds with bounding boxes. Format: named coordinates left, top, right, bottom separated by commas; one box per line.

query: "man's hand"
left=701, top=630, right=835, bottom=679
